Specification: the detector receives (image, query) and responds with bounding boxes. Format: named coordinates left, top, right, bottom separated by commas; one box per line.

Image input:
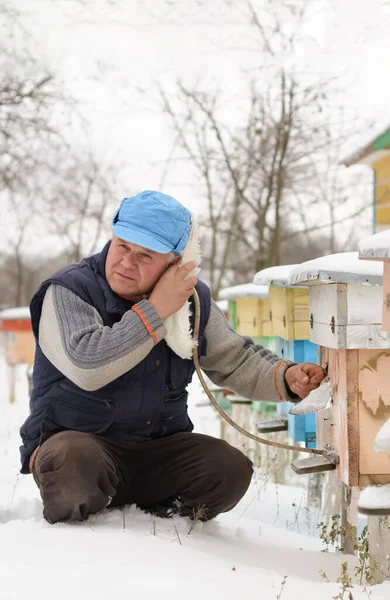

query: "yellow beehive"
left=344, top=127, right=390, bottom=232
left=253, top=264, right=310, bottom=341
left=218, top=283, right=272, bottom=338
left=268, top=285, right=310, bottom=340
left=235, top=296, right=273, bottom=337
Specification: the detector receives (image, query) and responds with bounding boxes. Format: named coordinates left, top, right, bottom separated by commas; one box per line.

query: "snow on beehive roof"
left=359, top=230, right=390, bottom=260
left=253, top=264, right=298, bottom=286
left=218, top=283, right=268, bottom=300
left=215, top=299, right=228, bottom=313
left=288, top=252, right=383, bottom=286
left=0, top=307, right=31, bottom=320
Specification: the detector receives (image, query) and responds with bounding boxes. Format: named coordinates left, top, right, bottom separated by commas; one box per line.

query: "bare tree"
left=0, top=2, right=122, bottom=308
left=158, top=1, right=370, bottom=297
left=0, top=4, right=70, bottom=194
left=43, top=152, right=118, bottom=261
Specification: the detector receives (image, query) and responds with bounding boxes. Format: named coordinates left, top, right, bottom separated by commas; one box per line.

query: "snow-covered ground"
left=0, top=354, right=389, bottom=600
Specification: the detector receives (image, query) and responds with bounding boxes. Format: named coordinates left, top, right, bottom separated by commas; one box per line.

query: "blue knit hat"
left=112, top=190, right=192, bottom=255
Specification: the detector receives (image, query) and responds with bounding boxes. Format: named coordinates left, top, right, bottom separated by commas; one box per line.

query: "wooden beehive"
left=268, top=285, right=310, bottom=340
left=317, top=347, right=390, bottom=486
left=0, top=307, right=35, bottom=365
left=218, top=282, right=272, bottom=339
left=309, top=283, right=385, bottom=349
left=254, top=264, right=316, bottom=446
left=359, top=230, right=390, bottom=332
left=344, top=127, right=390, bottom=233
left=236, top=296, right=273, bottom=337
left=254, top=264, right=309, bottom=341
left=290, top=252, right=390, bottom=485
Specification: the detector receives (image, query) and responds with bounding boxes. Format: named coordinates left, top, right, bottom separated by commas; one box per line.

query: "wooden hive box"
left=317, top=346, right=390, bottom=486
left=268, top=285, right=310, bottom=340
left=218, top=282, right=272, bottom=339
left=236, top=296, right=273, bottom=338
left=254, top=265, right=316, bottom=446
left=254, top=263, right=309, bottom=341
left=0, top=307, right=35, bottom=365
left=276, top=337, right=318, bottom=448
left=359, top=230, right=390, bottom=332
left=289, top=252, right=390, bottom=485
left=289, top=252, right=385, bottom=349
left=344, top=128, right=390, bottom=233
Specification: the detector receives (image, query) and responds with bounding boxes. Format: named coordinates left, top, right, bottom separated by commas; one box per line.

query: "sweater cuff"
left=273, top=360, right=298, bottom=402
left=132, top=299, right=166, bottom=344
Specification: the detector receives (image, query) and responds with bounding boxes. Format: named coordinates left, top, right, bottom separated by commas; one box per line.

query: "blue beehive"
left=254, top=265, right=317, bottom=448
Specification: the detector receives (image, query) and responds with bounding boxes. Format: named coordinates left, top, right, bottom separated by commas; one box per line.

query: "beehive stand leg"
left=230, top=403, right=252, bottom=457
left=367, top=515, right=390, bottom=581
left=307, top=473, right=324, bottom=508
left=321, top=473, right=342, bottom=526
left=341, top=482, right=359, bottom=555
left=8, top=364, right=15, bottom=404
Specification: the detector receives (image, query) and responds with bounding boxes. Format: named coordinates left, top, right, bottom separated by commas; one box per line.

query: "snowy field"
left=0, top=354, right=389, bottom=600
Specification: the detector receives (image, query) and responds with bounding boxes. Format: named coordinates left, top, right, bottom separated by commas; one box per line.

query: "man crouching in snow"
left=19, top=190, right=326, bottom=524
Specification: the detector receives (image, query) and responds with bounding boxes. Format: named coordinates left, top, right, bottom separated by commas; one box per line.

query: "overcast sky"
left=10, top=0, right=390, bottom=217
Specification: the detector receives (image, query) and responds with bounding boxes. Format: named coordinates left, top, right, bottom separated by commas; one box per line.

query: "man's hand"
left=149, top=261, right=198, bottom=320
left=284, top=363, right=326, bottom=399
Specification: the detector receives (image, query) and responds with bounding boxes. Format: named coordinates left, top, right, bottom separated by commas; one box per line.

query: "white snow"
left=1, top=355, right=389, bottom=599
left=0, top=306, right=31, bottom=320
left=374, top=418, right=390, bottom=452
left=253, top=264, right=298, bottom=286
left=359, top=230, right=390, bottom=260
left=288, top=252, right=383, bottom=286
left=358, top=485, right=390, bottom=512
left=218, top=283, right=268, bottom=300
left=215, top=299, right=228, bottom=313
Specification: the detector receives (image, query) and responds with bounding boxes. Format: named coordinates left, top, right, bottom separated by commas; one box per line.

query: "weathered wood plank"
left=317, top=347, right=390, bottom=485
left=291, top=455, right=336, bottom=475
left=358, top=350, right=390, bottom=481
left=310, top=283, right=383, bottom=327
left=345, top=350, right=360, bottom=486
left=310, top=322, right=390, bottom=350
left=256, top=419, right=288, bottom=433
left=309, top=283, right=389, bottom=349
left=317, top=349, right=359, bottom=486
left=341, top=483, right=359, bottom=555
left=367, top=516, right=390, bottom=580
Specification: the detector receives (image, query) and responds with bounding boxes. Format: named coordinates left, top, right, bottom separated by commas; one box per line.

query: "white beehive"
left=288, top=252, right=390, bottom=486
left=289, top=253, right=385, bottom=349
left=359, top=230, right=390, bottom=332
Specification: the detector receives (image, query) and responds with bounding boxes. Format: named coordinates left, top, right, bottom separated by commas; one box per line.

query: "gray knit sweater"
left=38, top=284, right=294, bottom=402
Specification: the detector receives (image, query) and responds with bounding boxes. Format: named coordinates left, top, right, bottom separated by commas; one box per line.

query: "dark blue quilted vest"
left=19, top=242, right=211, bottom=473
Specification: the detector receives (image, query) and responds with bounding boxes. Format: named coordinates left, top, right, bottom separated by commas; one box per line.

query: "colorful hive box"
left=359, top=230, right=390, bottom=332
left=218, top=282, right=277, bottom=416
left=254, top=264, right=316, bottom=447
left=218, top=282, right=273, bottom=343
left=289, top=253, right=390, bottom=485
left=0, top=307, right=34, bottom=365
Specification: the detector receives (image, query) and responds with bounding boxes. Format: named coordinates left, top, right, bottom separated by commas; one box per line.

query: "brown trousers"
left=32, top=430, right=253, bottom=524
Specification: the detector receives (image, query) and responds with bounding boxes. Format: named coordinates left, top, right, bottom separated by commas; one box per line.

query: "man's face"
left=106, top=236, right=172, bottom=298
